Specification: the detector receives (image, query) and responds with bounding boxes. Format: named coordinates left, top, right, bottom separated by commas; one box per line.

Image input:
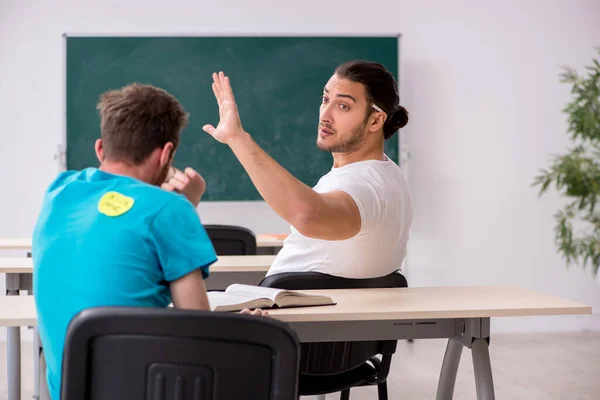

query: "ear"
left=159, top=142, right=175, bottom=167
left=94, top=139, right=104, bottom=163
left=368, top=111, right=387, bottom=133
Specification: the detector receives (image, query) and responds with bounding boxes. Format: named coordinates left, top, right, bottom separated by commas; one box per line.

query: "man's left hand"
left=240, top=308, right=270, bottom=317
left=162, top=167, right=206, bottom=207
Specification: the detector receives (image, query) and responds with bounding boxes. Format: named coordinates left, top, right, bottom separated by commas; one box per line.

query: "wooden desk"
left=200, top=255, right=274, bottom=290
left=0, top=255, right=275, bottom=292
left=0, top=235, right=288, bottom=251
left=267, top=285, right=590, bottom=339
left=256, top=234, right=287, bottom=248
left=0, top=286, right=590, bottom=400
left=0, top=238, right=31, bottom=251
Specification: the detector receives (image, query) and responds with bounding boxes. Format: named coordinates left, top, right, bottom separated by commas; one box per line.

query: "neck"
left=99, top=161, right=151, bottom=184
left=331, top=140, right=385, bottom=168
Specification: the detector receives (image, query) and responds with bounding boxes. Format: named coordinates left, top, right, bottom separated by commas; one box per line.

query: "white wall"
left=1, top=0, right=600, bottom=336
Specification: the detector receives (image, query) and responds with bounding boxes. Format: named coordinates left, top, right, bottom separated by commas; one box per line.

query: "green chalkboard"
left=65, top=35, right=400, bottom=200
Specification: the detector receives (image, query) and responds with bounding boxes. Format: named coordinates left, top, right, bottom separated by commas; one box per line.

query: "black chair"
left=204, top=224, right=257, bottom=255
left=60, top=307, right=300, bottom=400
left=260, top=271, right=408, bottom=400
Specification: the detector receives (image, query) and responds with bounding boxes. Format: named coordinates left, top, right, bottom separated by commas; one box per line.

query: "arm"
left=170, top=269, right=269, bottom=316
left=170, top=269, right=211, bottom=310
left=203, top=72, right=361, bottom=240
left=152, top=197, right=269, bottom=316
left=150, top=196, right=218, bottom=307
left=229, top=133, right=360, bottom=240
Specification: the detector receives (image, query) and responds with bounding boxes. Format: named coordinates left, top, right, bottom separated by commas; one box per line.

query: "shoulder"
left=45, top=168, right=91, bottom=193
left=50, top=168, right=192, bottom=215
left=120, top=182, right=195, bottom=222
left=325, top=159, right=409, bottom=203
left=148, top=190, right=200, bottom=230
left=326, top=161, right=387, bottom=192
left=359, top=159, right=408, bottom=190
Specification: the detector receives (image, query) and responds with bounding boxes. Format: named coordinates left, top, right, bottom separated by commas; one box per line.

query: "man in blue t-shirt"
left=32, top=83, right=265, bottom=400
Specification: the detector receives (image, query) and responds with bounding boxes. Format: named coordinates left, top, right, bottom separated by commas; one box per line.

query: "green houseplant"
left=533, top=50, right=600, bottom=275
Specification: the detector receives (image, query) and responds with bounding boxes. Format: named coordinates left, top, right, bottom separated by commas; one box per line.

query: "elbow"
left=291, top=207, right=319, bottom=238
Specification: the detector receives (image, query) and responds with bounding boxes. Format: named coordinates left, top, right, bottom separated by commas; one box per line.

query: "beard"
left=316, top=119, right=368, bottom=153
left=153, top=163, right=172, bottom=186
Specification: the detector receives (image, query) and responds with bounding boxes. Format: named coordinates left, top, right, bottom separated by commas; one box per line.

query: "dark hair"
left=96, top=83, right=189, bottom=164
left=335, top=60, right=409, bottom=140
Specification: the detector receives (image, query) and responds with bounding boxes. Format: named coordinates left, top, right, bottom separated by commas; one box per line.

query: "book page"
left=207, top=291, right=273, bottom=312
left=217, top=284, right=335, bottom=310
left=276, top=292, right=335, bottom=308
left=225, top=284, right=286, bottom=302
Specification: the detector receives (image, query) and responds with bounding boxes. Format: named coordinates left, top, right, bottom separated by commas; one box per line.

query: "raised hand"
left=202, top=72, right=246, bottom=145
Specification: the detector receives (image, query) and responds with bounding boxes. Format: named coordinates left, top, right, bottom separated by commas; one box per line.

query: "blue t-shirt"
left=32, top=167, right=217, bottom=400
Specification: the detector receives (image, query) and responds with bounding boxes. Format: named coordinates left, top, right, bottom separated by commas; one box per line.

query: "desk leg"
left=471, top=338, right=495, bottom=400
left=436, top=339, right=463, bottom=399
left=25, top=252, right=40, bottom=400
left=33, top=326, right=40, bottom=400
left=6, top=290, right=21, bottom=400
left=437, top=318, right=495, bottom=400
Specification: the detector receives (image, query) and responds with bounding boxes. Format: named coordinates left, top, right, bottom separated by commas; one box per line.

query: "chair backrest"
left=259, top=271, right=407, bottom=290
left=61, top=307, right=300, bottom=400
left=204, top=224, right=257, bottom=255
left=260, top=271, right=407, bottom=375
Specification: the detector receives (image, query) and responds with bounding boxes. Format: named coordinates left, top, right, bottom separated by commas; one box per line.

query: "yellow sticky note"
left=98, top=191, right=134, bottom=217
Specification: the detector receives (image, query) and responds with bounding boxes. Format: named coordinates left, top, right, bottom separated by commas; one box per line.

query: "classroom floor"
left=0, top=332, right=598, bottom=400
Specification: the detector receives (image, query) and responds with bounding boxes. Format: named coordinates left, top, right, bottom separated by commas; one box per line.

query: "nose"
left=320, top=103, right=333, bottom=124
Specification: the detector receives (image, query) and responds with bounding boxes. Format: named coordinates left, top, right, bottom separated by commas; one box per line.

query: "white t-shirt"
left=267, top=154, right=413, bottom=279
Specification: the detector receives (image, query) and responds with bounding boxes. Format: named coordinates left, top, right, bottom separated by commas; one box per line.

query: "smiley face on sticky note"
left=98, top=191, right=135, bottom=217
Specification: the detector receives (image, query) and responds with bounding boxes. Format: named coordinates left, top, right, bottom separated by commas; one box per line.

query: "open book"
left=207, top=284, right=335, bottom=312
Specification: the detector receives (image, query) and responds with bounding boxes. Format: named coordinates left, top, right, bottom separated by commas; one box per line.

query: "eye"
left=339, top=104, right=349, bottom=111
left=321, top=96, right=329, bottom=104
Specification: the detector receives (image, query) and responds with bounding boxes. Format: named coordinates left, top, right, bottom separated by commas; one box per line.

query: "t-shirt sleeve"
left=329, top=174, right=386, bottom=235
left=150, top=195, right=217, bottom=281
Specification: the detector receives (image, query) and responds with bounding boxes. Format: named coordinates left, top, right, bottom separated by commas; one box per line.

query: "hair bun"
left=392, top=106, right=409, bottom=129
left=382, top=105, right=409, bottom=140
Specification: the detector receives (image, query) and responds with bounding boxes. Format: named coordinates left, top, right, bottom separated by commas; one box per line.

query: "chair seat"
left=298, top=362, right=377, bottom=396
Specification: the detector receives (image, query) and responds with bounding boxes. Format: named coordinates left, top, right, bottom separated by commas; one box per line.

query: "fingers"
left=212, top=82, right=222, bottom=105
left=202, top=124, right=216, bottom=135
left=161, top=182, right=175, bottom=192
left=212, top=71, right=235, bottom=104
left=166, top=168, right=190, bottom=192
left=166, top=166, right=175, bottom=181
left=212, top=73, right=222, bottom=101
left=254, top=309, right=269, bottom=317
left=183, top=167, right=199, bottom=180
left=218, top=72, right=227, bottom=101
left=222, top=74, right=236, bottom=104
left=239, top=308, right=269, bottom=317
left=173, top=168, right=188, bottom=182
left=184, top=167, right=206, bottom=190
